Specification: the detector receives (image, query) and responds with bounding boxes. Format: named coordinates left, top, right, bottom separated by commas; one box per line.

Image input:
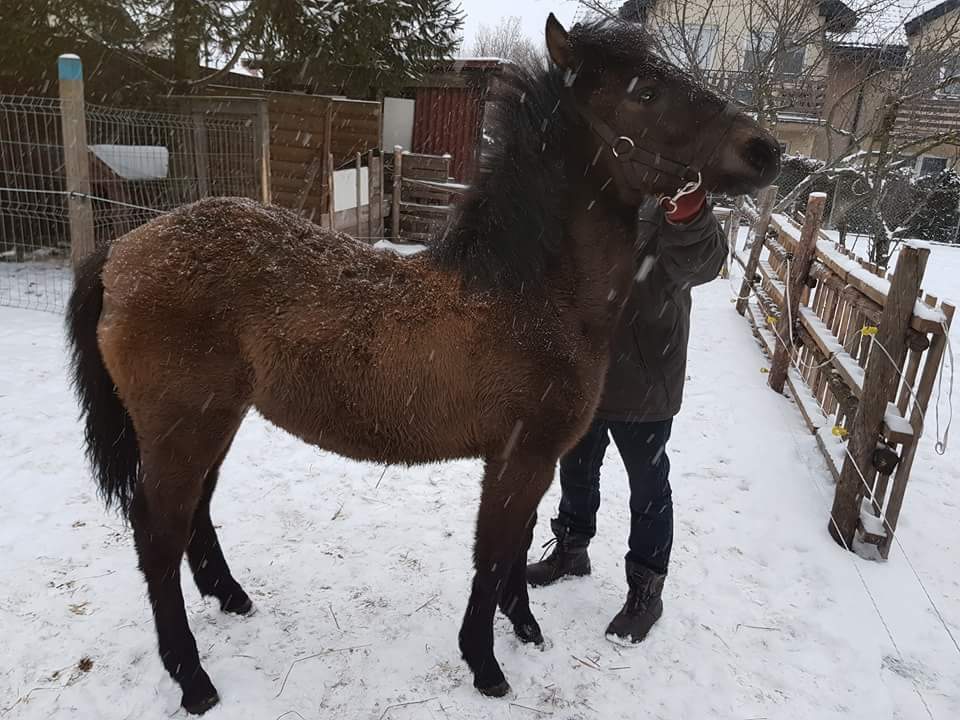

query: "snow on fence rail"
left=729, top=188, right=954, bottom=559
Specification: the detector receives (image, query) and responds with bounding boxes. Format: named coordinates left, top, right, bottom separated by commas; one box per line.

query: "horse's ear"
left=545, top=13, right=573, bottom=69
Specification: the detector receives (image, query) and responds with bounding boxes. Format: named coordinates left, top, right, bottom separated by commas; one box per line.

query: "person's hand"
left=661, top=188, right=706, bottom=225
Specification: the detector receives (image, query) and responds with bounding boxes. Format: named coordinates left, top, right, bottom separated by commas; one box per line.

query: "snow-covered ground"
left=0, top=259, right=70, bottom=313
left=3, top=251, right=960, bottom=719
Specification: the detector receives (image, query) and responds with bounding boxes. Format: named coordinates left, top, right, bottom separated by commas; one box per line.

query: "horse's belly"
left=251, top=359, right=481, bottom=466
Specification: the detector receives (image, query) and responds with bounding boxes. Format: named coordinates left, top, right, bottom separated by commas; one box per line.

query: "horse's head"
left=545, top=14, right=780, bottom=204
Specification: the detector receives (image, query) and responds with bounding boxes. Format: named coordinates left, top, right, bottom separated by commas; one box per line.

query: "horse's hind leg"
left=132, top=413, right=242, bottom=715
left=187, top=439, right=253, bottom=615
left=460, top=454, right=555, bottom=696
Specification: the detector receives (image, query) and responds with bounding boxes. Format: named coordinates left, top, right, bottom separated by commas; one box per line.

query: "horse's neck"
left=554, top=197, right=639, bottom=345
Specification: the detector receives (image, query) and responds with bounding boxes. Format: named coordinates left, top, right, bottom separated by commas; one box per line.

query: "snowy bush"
left=902, top=170, right=960, bottom=244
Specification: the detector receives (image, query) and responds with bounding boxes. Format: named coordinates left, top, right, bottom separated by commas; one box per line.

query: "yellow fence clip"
left=760, top=367, right=769, bottom=374
left=767, top=316, right=777, bottom=326
left=860, top=325, right=879, bottom=337
left=832, top=425, right=849, bottom=438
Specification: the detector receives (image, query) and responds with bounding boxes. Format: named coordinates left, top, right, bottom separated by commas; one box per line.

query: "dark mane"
left=429, top=63, right=579, bottom=291
left=429, top=20, right=660, bottom=291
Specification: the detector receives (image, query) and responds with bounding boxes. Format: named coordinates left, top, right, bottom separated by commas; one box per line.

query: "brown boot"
left=605, top=561, right=665, bottom=643
left=526, top=519, right=591, bottom=587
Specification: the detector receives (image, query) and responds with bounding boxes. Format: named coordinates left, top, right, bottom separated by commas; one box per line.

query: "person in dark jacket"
left=527, top=186, right=727, bottom=644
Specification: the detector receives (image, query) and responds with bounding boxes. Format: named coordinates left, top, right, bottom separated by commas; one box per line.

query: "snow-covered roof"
left=904, top=0, right=960, bottom=34
left=828, top=0, right=943, bottom=47
left=89, top=145, right=169, bottom=180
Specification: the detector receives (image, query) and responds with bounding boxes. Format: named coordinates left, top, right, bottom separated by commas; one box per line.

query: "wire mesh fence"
left=0, top=95, right=70, bottom=311
left=774, top=155, right=960, bottom=254
left=0, top=94, right=261, bottom=312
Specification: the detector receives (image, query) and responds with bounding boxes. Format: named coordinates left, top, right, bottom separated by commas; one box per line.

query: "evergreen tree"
left=254, top=0, right=464, bottom=96
left=0, top=0, right=463, bottom=98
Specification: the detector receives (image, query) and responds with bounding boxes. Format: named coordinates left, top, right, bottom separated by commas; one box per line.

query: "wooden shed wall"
left=205, top=86, right=381, bottom=216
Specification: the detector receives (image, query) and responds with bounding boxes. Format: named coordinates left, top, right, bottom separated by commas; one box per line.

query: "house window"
left=917, top=156, right=948, bottom=176
left=781, top=43, right=806, bottom=75
left=661, top=24, right=719, bottom=69
left=734, top=84, right=756, bottom=106
left=743, top=32, right=805, bottom=75
left=941, top=57, right=960, bottom=96
left=743, top=32, right=773, bottom=73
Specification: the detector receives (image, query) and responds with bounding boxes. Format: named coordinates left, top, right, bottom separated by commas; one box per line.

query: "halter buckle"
left=611, top=136, right=635, bottom=159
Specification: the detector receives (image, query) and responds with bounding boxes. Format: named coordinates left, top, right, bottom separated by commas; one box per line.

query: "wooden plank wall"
left=204, top=86, right=381, bottom=220
left=397, top=151, right=454, bottom=243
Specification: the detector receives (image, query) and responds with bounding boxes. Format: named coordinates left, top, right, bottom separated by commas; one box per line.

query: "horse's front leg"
left=460, top=454, right=555, bottom=696
left=498, top=509, right=544, bottom=645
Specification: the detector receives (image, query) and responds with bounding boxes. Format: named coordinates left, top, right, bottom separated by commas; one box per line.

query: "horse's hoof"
left=221, top=593, right=254, bottom=616
left=181, top=687, right=220, bottom=715
left=514, top=622, right=544, bottom=646
left=477, top=680, right=511, bottom=698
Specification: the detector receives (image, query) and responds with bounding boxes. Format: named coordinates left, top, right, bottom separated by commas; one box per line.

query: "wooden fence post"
left=375, top=153, right=384, bottom=238
left=367, top=150, right=376, bottom=240
left=879, top=300, right=954, bottom=558
left=737, top=185, right=778, bottom=317
left=320, top=101, right=333, bottom=223
left=768, top=192, right=826, bottom=394
left=254, top=99, right=271, bottom=204
left=829, top=244, right=930, bottom=550
left=327, top=152, right=336, bottom=231
left=58, top=54, right=95, bottom=268
left=721, top=198, right=741, bottom=279
left=367, top=149, right=384, bottom=240
left=391, top=146, right=403, bottom=241
left=355, top=152, right=363, bottom=237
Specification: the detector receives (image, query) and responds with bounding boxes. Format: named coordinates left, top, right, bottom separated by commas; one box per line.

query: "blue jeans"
left=557, top=418, right=673, bottom=574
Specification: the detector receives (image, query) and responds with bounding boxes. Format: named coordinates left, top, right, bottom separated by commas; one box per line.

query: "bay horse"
left=66, top=15, right=779, bottom=714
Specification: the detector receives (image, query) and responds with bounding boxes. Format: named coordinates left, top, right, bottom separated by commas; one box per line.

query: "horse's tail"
left=66, top=244, right=140, bottom=516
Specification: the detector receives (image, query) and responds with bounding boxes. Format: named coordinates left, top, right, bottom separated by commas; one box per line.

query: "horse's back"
left=97, top=197, right=495, bottom=461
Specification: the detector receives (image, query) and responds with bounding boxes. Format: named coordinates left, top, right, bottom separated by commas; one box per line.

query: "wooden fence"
left=730, top=190, right=954, bottom=559
left=201, top=87, right=382, bottom=222
left=320, top=150, right=384, bottom=238
left=390, top=149, right=467, bottom=243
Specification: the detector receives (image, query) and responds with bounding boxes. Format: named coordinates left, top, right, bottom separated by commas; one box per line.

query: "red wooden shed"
left=411, top=58, right=505, bottom=183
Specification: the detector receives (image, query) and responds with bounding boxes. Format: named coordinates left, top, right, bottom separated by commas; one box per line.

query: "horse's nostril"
left=744, top=137, right=781, bottom=173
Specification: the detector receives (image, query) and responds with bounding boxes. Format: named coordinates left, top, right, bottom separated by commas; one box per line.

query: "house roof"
left=826, top=0, right=932, bottom=47
left=827, top=0, right=945, bottom=47
left=904, top=0, right=960, bottom=35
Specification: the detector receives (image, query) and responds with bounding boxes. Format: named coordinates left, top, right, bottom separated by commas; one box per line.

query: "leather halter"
left=579, top=100, right=741, bottom=197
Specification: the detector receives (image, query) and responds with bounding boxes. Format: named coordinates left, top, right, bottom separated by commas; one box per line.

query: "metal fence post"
left=58, top=54, right=94, bottom=268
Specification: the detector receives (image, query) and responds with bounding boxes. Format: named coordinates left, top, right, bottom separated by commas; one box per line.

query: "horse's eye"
left=637, top=88, right=657, bottom=103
